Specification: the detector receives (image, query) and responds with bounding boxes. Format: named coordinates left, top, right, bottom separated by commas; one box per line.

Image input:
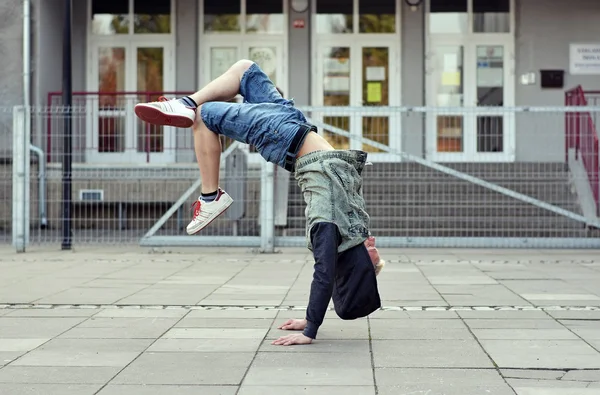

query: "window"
left=316, top=0, right=396, bottom=34
left=429, top=0, right=511, bottom=34
left=204, top=0, right=284, bottom=34
left=91, top=0, right=172, bottom=35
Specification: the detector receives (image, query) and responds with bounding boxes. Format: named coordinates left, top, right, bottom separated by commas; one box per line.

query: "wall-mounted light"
left=404, top=0, right=423, bottom=12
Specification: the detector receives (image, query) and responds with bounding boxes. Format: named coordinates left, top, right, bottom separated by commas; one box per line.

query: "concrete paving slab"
left=0, top=339, right=49, bottom=352
left=175, top=318, right=274, bottom=328
left=0, top=317, right=87, bottom=338
left=464, top=319, right=564, bottom=329
left=561, top=370, right=600, bottom=381
left=238, top=386, right=376, bottom=395
left=10, top=350, right=141, bottom=367
left=428, top=276, right=499, bottom=285
left=500, top=369, right=565, bottom=380
left=243, top=352, right=373, bottom=386
left=480, top=339, right=600, bottom=369
left=370, top=325, right=473, bottom=340
left=93, top=309, right=188, bottom=318
left=0, top=384, right=102, bottom=395
left=457, top=310, right=551, bottom=319
left=147, top=338, right=263, bottom=353
left=97, top=385, right=238, bottom=395
left=162, top=328, right=268, bottom=339
left=372, top=339, right=494, bottom=368
left=0, top=352, right=26, bottom=366
left=257, top=339, right=369, bottom=353
left=511, top=382, right=593, bottom=392
left=184, top=309, right=279, bottom=319
left=111, top=352, right=255, bottom=385
left=0, top=366, right=121, bottom=384
left=5, top=309, right=99, bottom=318
left=369, top=310, right=460, bottom=319
left=471, top=328, right=579, bottom=340
left=377, top=385, right=516, bottom=395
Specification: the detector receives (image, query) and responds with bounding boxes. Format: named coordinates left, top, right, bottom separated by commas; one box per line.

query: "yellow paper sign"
left=367, top=82, right=382, bottom=103
left=442, top=72, right=461, bottom=86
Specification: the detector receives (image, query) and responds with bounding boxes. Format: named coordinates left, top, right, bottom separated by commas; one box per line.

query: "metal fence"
left=6, top=104, right=600, bottom=251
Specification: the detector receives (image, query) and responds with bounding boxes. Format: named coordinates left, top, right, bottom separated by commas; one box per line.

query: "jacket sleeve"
left=303, top=222, right=341, bottom=339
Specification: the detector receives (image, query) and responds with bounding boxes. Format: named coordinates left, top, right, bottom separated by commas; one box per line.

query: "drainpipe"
left=23, top=0, right=48, bottom=228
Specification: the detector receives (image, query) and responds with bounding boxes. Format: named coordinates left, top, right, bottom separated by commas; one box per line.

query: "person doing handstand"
left=134, top=59, right=384, bottom=346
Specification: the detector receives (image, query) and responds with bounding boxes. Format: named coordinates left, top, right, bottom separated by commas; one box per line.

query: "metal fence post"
left=260, top=161, right=276, bottom=252
left=12, top=106, right=30, bottom=252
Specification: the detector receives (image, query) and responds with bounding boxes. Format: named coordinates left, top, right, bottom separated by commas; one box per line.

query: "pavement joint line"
left=0, top=304, right=599, bottom=311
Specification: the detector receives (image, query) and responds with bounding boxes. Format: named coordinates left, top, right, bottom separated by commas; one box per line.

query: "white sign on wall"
left=570, top=43, right=600, bottom=75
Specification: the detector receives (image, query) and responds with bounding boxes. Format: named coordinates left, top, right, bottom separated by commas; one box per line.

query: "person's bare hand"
left=277, top=318, right=307, bottom=331
left=272, top=333, right=313, bottom=346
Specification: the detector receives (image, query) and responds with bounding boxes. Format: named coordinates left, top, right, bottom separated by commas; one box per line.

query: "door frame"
left=311, top=37, right=402, bottom=162
left=86, top=39, right=176, bottom=164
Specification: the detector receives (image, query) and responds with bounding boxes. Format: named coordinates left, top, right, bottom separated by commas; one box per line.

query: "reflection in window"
left=134, top=0, right=171, bottom=34
left=437, top=115, right=463, bottom=153
left=246, top=2, right=283, bottom=34
left=363, top=117, right=388, bottom=152
left=476, top=46, right=503, bottom=106
left=359, top=0, right=395, bottom=33
left=92, top=0, right=129, bottom=35
left=477, top=116, right=503, bottom=152
left=473, top=0, right=510, bottom=33
left=249, top=47, right=278, bottom=84
left=435, top=46, right=463, bottom=107
left=316, top=0, right=352, bottom=34
left=98, top=116, right=126, bottom=152
left=362, top=47, right=389, bottom=106
left=429, top=0, right=467, bottom=34
left=98, top=47, right=126, bottom=107
left=204, top=0, right=241, bottom=32
left=322, top=47, right=351, bottom=106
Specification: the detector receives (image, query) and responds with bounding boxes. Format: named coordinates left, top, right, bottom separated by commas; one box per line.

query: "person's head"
left=365, top=236, right=385, bottom=276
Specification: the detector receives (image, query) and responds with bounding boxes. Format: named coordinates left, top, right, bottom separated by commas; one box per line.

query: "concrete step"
left=281, top=228, right=594, bottom=238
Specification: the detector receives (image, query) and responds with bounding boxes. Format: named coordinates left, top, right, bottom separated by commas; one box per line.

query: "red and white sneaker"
left=134, top=96, right=196, bottom=128
left=186, top=188, right=234, bottom=235
left=365, top=236, right=385, bottom=276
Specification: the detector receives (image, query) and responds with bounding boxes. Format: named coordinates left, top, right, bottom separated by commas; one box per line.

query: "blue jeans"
left=199, top=62, right=309, bottom=168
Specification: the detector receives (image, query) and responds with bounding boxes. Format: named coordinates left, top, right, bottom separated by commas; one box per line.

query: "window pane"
left=204, top=0, right=240, bottom=32
left=98, top=47, right=126, bottom=106
left=429, top=0, right=467, bottom=34
left=437, top=115, right=463, bottom=152
left=210, top=47, right=238, bottom=81
left=476, top=45, right=503, bottom=106
left=359, top=0, right=395, bottom=33
left=316, top=0, right=352, bottom=34
left=473, top=0, right=510, bottom=33
left=477, top=116, right=503, bottom=152
left=323, top=116, right=350, bottom=149
left=98, top=116, right=126, bottom=152
left=134, top=0, right=171, bottom=34
left=137, top=48, right=165, bottom=153
left=248, top=47, right=278, bottom=85
left=323, top=47, right=350, bottom=106
left=362, top=47, right=389, bottom=106
left=363, top=117, right=388, bottom=152
left=92, top=0, right=129, bottom=35
left=434, top=46, right=463, bottom=107
left=246, top=1, right=284, bottom=34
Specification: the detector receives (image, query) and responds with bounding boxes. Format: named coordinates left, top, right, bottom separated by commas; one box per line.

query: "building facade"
left=18, top=0, right=598, bottom=168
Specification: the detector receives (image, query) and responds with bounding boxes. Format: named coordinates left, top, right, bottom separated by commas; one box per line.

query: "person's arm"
left=303, top=222, right=341, bottom=339
left=271, top=222, right=340, bottom=346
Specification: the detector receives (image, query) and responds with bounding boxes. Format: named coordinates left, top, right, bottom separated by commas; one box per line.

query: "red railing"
left=47, top=91, right=194, bottom=163
left=565, top=85, right=600, bottom=215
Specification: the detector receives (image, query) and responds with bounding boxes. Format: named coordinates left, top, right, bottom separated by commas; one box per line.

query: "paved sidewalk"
left=0, top=246, right=599, bottom=394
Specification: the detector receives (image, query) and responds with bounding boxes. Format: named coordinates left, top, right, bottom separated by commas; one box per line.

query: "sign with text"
left=570, top=43, right=600, bottom=75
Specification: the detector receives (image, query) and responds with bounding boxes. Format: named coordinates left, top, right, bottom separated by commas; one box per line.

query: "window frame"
left=312, top=0, right=401, bottom=35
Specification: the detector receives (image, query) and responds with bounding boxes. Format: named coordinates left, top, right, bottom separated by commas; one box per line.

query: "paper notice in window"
left=367, top=82, right=382, bottom=103
left=442, top=72, right=461, bottom=86
left=366, top=66, right=385, bottom=81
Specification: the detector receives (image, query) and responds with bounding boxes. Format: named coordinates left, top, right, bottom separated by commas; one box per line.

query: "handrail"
left=565, top=85, right=600, bottom=215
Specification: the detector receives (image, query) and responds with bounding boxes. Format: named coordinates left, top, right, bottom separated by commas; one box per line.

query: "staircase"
left=282, top=162, right=595, bottom=238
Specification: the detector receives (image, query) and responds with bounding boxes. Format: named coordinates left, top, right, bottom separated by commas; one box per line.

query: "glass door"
left=426, top=39, right=514, bottom=162
left=314, top=40, right=399, bottom=162
left=88, top=41, right=174, bottom=163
